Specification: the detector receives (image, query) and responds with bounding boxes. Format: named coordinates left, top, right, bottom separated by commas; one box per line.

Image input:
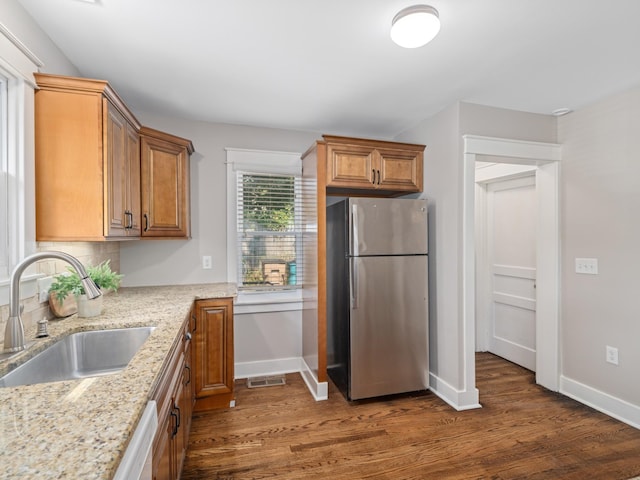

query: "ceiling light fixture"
left=391, top=5, right=441, bottom=49
left=552, top=107, right=572, bottom=116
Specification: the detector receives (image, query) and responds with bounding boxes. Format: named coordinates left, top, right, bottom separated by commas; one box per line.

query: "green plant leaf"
left=49, top=260, right=123, bottom=301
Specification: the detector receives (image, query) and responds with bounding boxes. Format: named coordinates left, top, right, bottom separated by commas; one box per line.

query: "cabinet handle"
left=371, top=169, right=375, bottom=185
left=174, top=404, right=181, bottom=430
left=143, top=213, right=149, bottom=232
left=185, top=364, right=191, bottom=385
left=125, top=210, right=133, bottom=229
left=376, top=169, right=381, bottom=185
left=170, top=410, right=178, bottom=437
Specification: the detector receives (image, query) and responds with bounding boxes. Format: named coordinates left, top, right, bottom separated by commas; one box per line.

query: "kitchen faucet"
left=3, top=251, right=102, bottom=353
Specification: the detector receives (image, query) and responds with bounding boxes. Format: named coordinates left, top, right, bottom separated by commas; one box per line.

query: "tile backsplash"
left=0, top=242, right=120, bottom=344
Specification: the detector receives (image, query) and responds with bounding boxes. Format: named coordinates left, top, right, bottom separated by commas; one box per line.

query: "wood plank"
left=182, top=353, right=640, bottom=479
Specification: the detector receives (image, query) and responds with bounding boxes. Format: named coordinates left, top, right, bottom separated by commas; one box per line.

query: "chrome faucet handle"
left=4, top=251, right=100, bottom=353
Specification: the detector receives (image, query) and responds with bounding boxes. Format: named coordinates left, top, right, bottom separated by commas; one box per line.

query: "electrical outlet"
left=202, top=255, right=212, bottom=270
left=575, top=258, right=598, bottom=275
left=606, top=345, right=619, bottom=365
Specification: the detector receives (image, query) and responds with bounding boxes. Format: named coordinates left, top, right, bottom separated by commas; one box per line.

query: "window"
left=226, top=148, right=303, bottom=309
left=236, top=172, right=302, bottom=290
left=0, top=25, right=42, bottom=304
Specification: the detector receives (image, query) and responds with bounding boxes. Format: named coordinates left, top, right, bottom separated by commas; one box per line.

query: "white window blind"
left=0, top=24, right=42, bottom=304
left=236, top=172, right=302, bottom=290
left=0, top=74, right=8, bottom=280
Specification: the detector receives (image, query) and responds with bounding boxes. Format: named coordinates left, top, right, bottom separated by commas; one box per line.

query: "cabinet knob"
left=185, top=331, right=192, bottom=341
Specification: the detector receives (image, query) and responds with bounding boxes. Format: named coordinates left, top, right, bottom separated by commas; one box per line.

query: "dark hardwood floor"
left=182, top=353, right=640, bottom=479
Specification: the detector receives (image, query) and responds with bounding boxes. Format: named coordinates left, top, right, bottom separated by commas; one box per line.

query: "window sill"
left=235, top=289, right=302, bottom=314
left=0, top=273, right=43, bottom=307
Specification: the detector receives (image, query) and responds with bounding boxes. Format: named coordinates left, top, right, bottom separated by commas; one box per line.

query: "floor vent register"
left=246, top=375, right=286, bottom=388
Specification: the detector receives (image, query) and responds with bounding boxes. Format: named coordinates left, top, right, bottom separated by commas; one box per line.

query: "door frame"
left=463, top=135, right=561, bottom=393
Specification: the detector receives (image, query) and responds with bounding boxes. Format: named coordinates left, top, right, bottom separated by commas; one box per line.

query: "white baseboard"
left=429, top=372, right=481, bottom=411
left=235, top=357, right=302, bottom=380
left=560, top=375, right=640, bottom=430
left=300, top=358, right=328, bottom=401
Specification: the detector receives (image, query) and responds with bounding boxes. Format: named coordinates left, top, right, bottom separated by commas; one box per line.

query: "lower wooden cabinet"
left=193, top=298, right=235, bottom=410
left=151, top=297, right=234, bottom=480
left=151, top=314, right=192, bottom=480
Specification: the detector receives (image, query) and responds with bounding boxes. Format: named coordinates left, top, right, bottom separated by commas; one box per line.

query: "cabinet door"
left=193, top=298, right=234, bottom=410
left=105, top=101, right=141, bottom=238
left=182, top=325, right=194, bottom=452
left=152, top=404, right=173, bottom=480
left=172, top=373, right=186, bottom=478
left=326, top=143, right=376, bottom=189
left=140, top=135, right=190, bottom=238
left=105, top=101, right=128, bottom=237
left=126, top=122, right=141, bottom=236
left=377, top=148, right=423, bottom=192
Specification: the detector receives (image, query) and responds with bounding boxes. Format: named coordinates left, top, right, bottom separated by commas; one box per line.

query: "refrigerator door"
left=349, top=255, right=429, bottom=400
left=349, top=197, right=427, bottom=256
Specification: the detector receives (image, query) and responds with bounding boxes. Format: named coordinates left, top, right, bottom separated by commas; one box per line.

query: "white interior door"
left=487, top=175, right=536, bottom=371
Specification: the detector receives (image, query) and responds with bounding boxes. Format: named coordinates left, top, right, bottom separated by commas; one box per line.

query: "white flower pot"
left=76, top=294, right=103, bottom=318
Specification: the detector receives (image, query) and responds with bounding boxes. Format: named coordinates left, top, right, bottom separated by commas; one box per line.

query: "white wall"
left=119, top=112, right=320, bottom=371
left=558, top=85, right=640, bottom=422
left=234, top=310, right=302, bottom=378
left=1, top=0, right=78, bottom=76
left=396, top=104, right=464, bottom=395
left=396, top=102, right=556, bottom=409
left=120, top=112, right=319, bottom=286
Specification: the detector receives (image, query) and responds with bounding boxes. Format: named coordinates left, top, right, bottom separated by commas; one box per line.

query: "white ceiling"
left=17, top=0, right=640, bottom=138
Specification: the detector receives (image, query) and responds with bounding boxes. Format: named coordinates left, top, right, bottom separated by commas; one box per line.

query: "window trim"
left=225, top=148, right=302, bottom=312
left=0, top=24, right=43, bottom=305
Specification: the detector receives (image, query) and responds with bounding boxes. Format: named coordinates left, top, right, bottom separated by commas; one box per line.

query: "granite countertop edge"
left=0, top=282, right=237, bottom=480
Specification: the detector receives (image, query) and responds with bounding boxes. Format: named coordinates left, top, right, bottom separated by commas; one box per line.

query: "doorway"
left=462, top=135, right=561, bottom=406
left=476, top=170, right=537, bottom=371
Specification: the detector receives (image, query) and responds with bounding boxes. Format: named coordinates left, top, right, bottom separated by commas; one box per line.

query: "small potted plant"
left=49, top=260, right=123, bottom=318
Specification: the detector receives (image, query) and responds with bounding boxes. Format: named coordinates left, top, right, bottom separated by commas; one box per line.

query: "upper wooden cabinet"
left=140, top=127, right=194, bottom=239
left=33, top=73, right=194, bottom=242
left=324, top=135, right=425, bottom=195
left=34, top=73, right=142, bottom=241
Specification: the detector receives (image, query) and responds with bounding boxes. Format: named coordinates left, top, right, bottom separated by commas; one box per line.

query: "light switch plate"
left=606, top=345, right=619, bottom=365
left=575, top=257, right=598, bottom=275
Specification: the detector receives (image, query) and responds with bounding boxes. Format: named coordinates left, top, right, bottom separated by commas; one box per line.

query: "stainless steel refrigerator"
left=327, top=197, right=429, bottom=401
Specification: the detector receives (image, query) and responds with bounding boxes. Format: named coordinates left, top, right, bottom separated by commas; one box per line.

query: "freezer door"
left=349, top=255, right=429, bottom=400
left=349, top=198, right=427, bottom=256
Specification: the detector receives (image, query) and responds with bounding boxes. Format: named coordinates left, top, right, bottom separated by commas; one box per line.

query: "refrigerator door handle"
left=350, top=257, right=358, bottom=309
left=351, top=204, right=359, bottom=257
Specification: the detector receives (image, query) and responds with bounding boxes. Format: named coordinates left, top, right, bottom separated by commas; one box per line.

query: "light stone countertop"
left=0, top=283, right=236, bottom=480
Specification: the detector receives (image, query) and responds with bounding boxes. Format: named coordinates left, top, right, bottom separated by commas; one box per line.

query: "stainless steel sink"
left=0, top=326, right=155, bottom=388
